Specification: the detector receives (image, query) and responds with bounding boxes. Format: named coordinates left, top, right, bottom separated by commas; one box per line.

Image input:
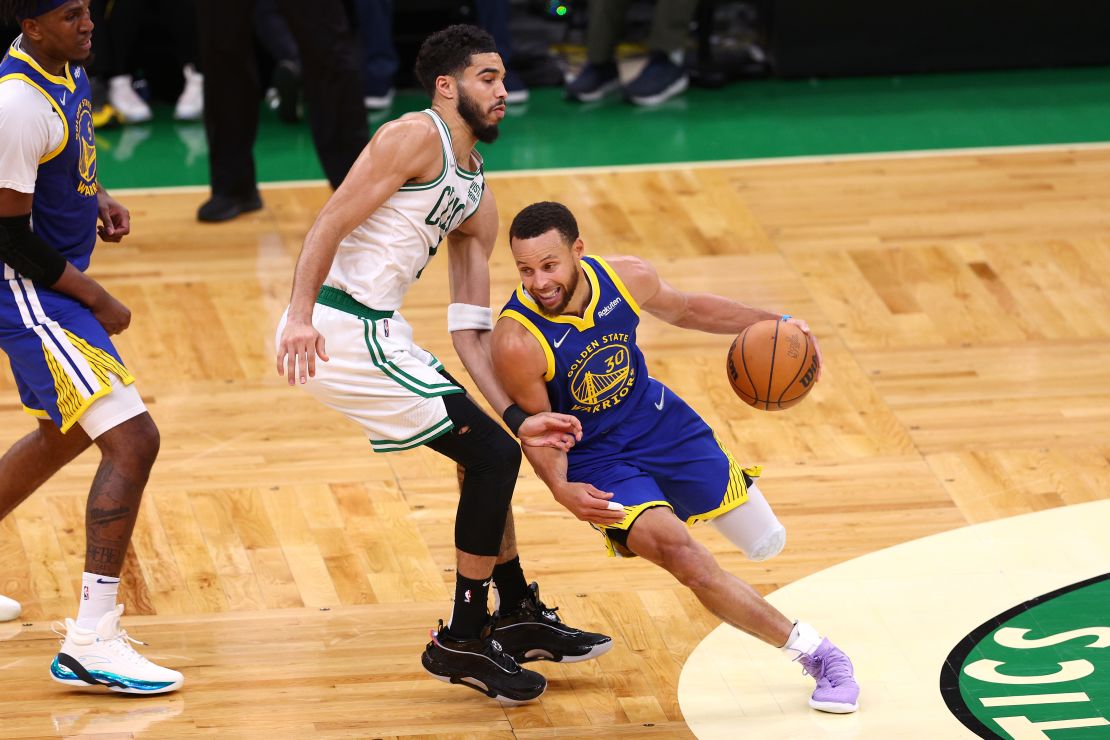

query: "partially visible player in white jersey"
left=275, top=25, right=613, bottom=704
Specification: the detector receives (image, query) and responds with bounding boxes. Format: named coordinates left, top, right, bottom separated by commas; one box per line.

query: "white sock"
left=76, top=572, right=119, bottom=630
left=781, top=620, right=823, bottom=660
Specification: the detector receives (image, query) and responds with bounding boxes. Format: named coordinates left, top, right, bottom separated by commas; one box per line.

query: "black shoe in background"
left=197, top=192, right=263, bottom=223
left=493, top=582, right=613, bottom=663
left=421, top=620, right=547, bottom=703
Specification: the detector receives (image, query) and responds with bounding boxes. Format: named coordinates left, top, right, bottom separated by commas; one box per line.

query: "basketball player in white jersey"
left=275, top=25, right=612, bottom=704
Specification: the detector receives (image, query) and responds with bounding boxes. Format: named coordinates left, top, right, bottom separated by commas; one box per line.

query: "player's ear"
left=571, top=238, right=586, bottom=258
left=435, top=74, right=457, bottom=101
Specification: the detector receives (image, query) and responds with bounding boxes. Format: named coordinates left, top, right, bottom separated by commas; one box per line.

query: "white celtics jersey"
left=322, top=109, right=486, bottom=311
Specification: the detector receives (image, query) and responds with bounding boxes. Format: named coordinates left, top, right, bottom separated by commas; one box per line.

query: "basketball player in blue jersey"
left=492, top=201, right=861, bottom=714
left=0, top=0, right=183, bottom=693
left=275, top=26, right=611, bottom=704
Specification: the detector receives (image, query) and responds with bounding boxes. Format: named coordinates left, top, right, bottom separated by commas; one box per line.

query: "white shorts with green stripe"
left=278, top=303, right=464, bottom=453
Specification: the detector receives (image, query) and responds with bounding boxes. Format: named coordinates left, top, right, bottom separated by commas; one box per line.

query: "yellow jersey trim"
left=41, top=329, right=136, bottom=433
left=7, top=46, right=75, bottom=92
left=22, top=405, right=51, bottom=419
left=686, top=444, right=760, bottom=525
left=591, top=256, right=641, bottom=316
left=595, top=501, right=674, bottom=557
left=0, top=73, right=68, bottom=163
left=513, top=259, right=604, bottom=331
left=499, top=309, right=555, bottom=381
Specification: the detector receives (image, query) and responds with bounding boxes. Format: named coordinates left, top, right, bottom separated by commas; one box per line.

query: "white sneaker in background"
left=108, top=74, right=152, bottom=123
left=174, top=64, right=203, bottom=121
left=0, top=593, right=20, bottom=622
left=50, top=604, right=183, bottom=694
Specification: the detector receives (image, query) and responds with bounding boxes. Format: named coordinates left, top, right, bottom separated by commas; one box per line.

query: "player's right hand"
left=91, top=292, right=131, bottom=335
left=276, top=319, right=329, bottom=385
left=553, top=482, right=626, bottom=526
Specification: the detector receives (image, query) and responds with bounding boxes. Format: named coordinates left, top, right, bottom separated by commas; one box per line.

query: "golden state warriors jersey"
left=322, top=109, right=485, bottom=311
left=500, top=256, right=651, bottom=440
left=0, top=38, right=98, bottom=269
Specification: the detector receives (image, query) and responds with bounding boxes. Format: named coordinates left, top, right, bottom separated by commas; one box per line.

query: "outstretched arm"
left=491, top=318, right=623, bottom=525
left=607, top=254, right=823, bottom=378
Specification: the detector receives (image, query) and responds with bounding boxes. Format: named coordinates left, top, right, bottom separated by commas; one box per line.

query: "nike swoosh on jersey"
left=654, top=387, right=665, bottom=410
left=553, top=328, right=572, bottom=348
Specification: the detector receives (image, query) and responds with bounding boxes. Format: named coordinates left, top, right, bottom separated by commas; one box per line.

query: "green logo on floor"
left=941, top=573, right=1110, bottom=739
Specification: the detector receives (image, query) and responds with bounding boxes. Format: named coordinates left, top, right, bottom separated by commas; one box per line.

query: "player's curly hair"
left=510, top=202, right=581, bottom=246
left=414, top=24, right=498, bottom=99
left=0, top=1, right=38, bottom=23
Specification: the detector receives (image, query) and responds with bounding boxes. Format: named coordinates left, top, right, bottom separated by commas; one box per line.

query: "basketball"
left=726, top=319, right=819, bottom=410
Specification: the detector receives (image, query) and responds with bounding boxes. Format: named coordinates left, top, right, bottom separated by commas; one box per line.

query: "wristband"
left=502, top=403, right=529, bottom=437
left=447, top=303, right=493, bottom=332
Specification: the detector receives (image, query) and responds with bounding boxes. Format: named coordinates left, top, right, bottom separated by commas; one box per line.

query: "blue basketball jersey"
left=500, top=255, right=756, bottom=554
left=500, top=255, right=651, bottom=444
left=0, top=38, right=98, bottom=269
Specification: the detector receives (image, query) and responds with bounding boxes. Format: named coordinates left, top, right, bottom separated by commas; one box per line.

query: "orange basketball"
left=726, top=319, right=818, bottom=410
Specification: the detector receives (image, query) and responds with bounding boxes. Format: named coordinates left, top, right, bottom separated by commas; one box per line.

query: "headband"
left=16, top=0, right=70, bottom=21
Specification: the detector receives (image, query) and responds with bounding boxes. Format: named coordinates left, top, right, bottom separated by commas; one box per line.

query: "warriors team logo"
left=567, top=332, right=636, bottom=413
left=75, top=99, right=97, bottom=196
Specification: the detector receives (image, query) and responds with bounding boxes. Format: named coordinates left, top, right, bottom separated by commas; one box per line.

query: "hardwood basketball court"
left=1, top=145, right=1108, bottom=737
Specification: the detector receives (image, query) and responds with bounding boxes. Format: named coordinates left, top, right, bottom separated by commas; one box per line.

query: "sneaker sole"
left=628, top=76, right=689, bottom=107
left=809, top=698, right=859, bottom=714
left=567, top=79, right=621, bottom=103
left=51, top=654, right=183, bottom=695
left=517, top=638, right=614, bottom=664
left=422, top=662, right=546, bottom=704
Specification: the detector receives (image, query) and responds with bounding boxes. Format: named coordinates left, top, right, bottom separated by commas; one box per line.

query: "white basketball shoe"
left=0, top=593, right=20, bottom=622
left=50, top=605, right=183, bottom=694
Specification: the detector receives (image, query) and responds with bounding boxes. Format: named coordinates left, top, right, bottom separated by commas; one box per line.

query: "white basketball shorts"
left=276, top=294, right=464, bottom=453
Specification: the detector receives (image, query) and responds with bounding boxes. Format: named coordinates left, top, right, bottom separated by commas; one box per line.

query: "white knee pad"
left=710, top=482, right=786, bottom=562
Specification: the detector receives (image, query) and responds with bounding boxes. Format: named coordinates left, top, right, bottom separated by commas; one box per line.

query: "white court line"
left=109, top=141, right=1110, bottom=198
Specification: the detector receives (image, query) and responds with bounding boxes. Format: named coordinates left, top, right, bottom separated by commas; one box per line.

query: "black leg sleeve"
left=426, top=392, right=522, bottom=557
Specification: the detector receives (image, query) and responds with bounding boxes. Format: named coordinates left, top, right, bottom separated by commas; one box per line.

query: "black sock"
left=492, top=556, right=529, bottom=610
left=448, top=573, right=490, bottom=639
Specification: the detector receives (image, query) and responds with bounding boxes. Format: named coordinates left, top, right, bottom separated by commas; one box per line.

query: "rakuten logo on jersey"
left=597, top=297, right=622, bottom=318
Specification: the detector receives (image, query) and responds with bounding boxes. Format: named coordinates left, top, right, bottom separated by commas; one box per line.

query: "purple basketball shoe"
left=796, top=638, right=860, bottom=713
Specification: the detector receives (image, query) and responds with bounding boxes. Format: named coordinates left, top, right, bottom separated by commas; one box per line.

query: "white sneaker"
left=173, top=64, right=204, bottom=121
left=50, top=605, right=183, bottom=694
left=0, top=593, right=20, bottom=622
left=108, top=75, right=152, bottom=123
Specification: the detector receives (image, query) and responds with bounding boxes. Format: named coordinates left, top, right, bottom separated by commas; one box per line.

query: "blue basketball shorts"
left=1, top=269, right=136, bottom=433
left=566, top=378, right=761, bottom=557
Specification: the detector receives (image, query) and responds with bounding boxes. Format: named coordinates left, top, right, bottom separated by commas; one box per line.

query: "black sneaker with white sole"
left=421, top=621, right=546, bottom=703
left=493, top=582, right=613, bottom=664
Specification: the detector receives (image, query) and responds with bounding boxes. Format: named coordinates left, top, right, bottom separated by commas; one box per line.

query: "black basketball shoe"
left=492, top=582, right=614, bottom=663
left=421, top=621, right=547, bottom=704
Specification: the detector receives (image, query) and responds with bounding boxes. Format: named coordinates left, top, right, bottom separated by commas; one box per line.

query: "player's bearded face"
left=457, top=83, right=501, bottom=144
left=532, top=257, right=580, bottom=317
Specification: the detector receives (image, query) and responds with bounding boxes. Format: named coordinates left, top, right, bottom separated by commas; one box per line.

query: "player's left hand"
left=519, top=411, right=583, bottom=451
left=96, top=193, right=131, bottom=243
left=784, top=316, right=823, bottom=382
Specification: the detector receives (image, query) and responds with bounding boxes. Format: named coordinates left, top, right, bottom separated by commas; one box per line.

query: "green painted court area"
left=97, top=65, right=1110, bottom=190
left=956, top=576, right=1110, bottom=738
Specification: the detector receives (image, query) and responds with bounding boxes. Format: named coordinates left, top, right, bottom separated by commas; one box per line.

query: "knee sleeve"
left=427, top=392, right=521, bottom=556
left=709, top=482, right=787, bottom=562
